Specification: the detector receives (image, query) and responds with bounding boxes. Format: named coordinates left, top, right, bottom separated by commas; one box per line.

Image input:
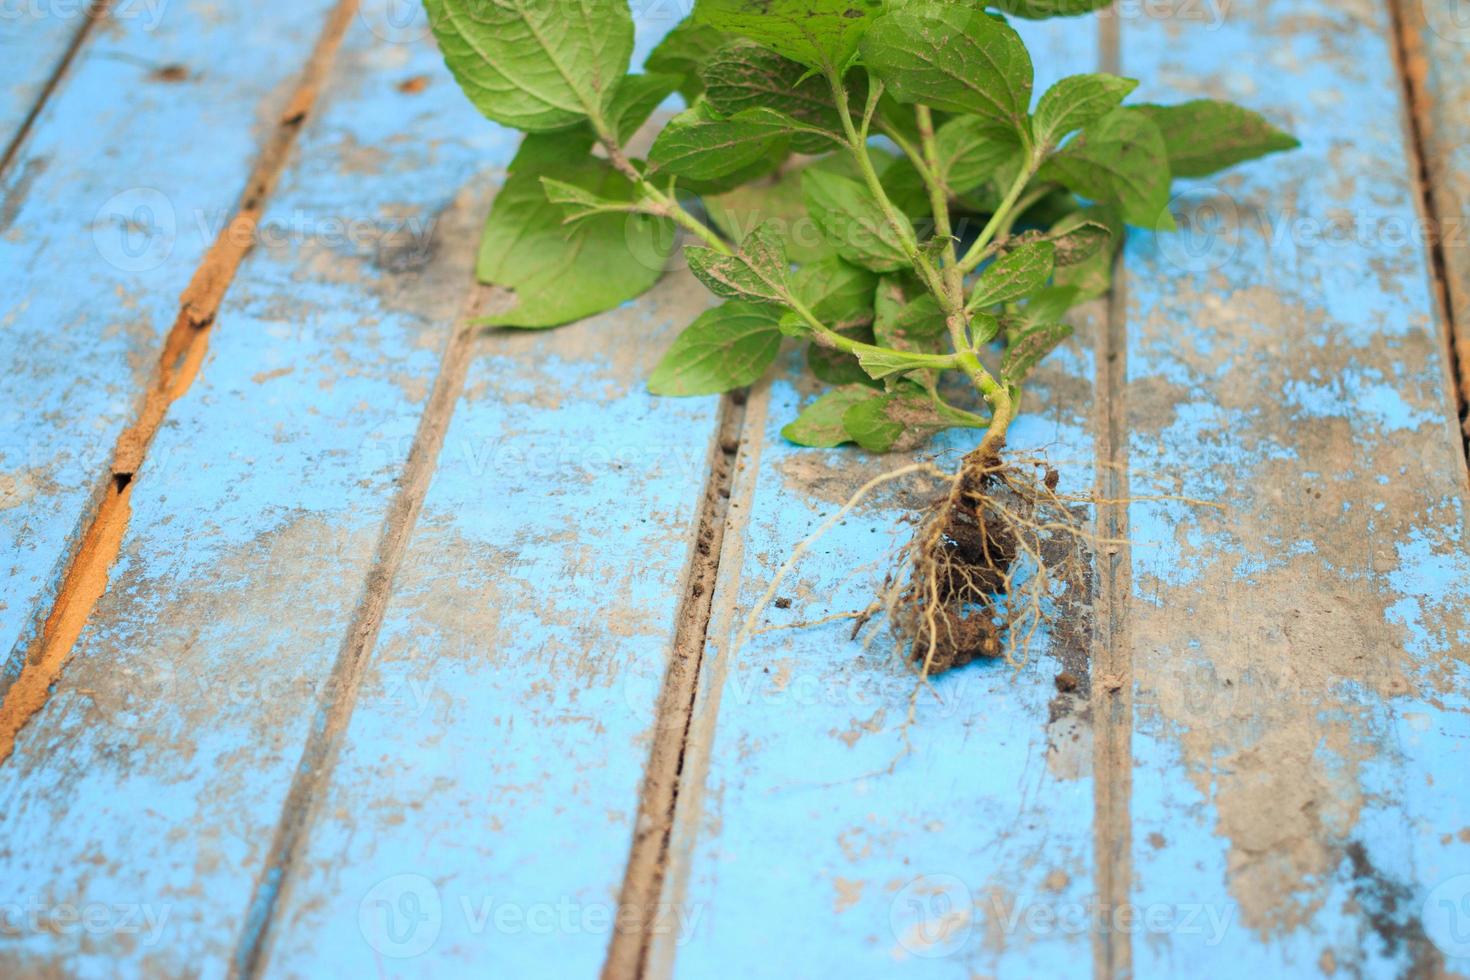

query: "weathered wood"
left=1121, top=0, right=1470, bottom=974
left=254, top=19, right=729, bottom=977
left=1408, top=0, right=1470, bottom=422
left=0, top=13, right=502, bottom=975
left=0, top=0, right=339, bottom=690
left=650, top=20, right=1106, bottom=978
left=0, top=5, right=87, bottom=150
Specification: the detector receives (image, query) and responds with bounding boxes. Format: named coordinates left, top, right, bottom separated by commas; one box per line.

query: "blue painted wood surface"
left=2, top=2, right=1469, bottom=977
left=1122, top=0, right=1470, bottom=975
left=0, top=0, right=339, bottom=692
left=654, top=19, right=1105, bottom=978
left=0, top=5, right=82, bottom=144
left=0, top=10, right=508, bottom=976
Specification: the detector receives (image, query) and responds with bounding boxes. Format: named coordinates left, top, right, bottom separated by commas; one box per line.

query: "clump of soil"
left=887, top=443, right=1083, bottom=674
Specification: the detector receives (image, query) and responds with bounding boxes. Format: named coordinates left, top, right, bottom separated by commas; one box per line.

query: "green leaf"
left=1136, top=100, right=1300, bottom=177
left=476, top=139, right=673, bottom=328
left=606, top=73, right=681, bottom=142
left=936, top=117, right=1023, bottom=195
left=782, top=386, right=873, bottom=446
left=793, top=255, right=877, bottom=325
left=874, top=276, right=947, bottom=353
left=967, top=241, right=1056, bottom=311
left=1003, top=321, right=1073, bottom=385
left=425, top=0, right=632, bottom=132
left=540, top=175, right=645, bottom=222
left=693, top=0, right=886, bottom=70
left=646, top=18, right=730, bottom=101
left=1013, top=285, right=1080, bottom=329
left=648, top=102, right=798, bottom=181
left=1053, top=204, right=1120, bottom=300
left=855, top=347, right=955, bottom=380
left=703, top=41, right=845, bottom=153
left=808, top=327, right=881, bottom=386
left=842, top=385, right=945, bottom=452
left=989, top=0, right=1113, bottom=17
left=860, top=3, right=1032, bottom=134
left=649, top=301, right=785, bottom=395
left=1045, top=215, right=1112, bottom=266
left=686, top=221, right=791, bottom=303
left=1041, top=107, right=1174, bottom=229
left=802, top=168, right=913, bottom=272
left=1033, top=73, right=1138, bottom=150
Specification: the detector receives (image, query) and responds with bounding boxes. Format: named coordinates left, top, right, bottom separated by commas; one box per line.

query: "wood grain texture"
left=650, top=20, right=1106, bottom=978
left=1408, top=0, right=1470, bottom=421
left=0, top=13, right=510, bottom=976
left=1121, top=0, right=1470, bottom=974
left=0, top=0, right=339, bottom=694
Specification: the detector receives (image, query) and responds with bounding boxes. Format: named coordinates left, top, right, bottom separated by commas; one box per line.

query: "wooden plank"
left=0, top=14, right=511, bottom=975
left=0, top=0, right=339, bottom=690
left=253, top=17, right=728, bottom=976
left=0, top=4, right=89, bottom=148
left=1408, top=0, right=1470, bottom=424
left=651, top=19, right=1106, bottom=978
left=1120, top=0, right=1470, bottom=974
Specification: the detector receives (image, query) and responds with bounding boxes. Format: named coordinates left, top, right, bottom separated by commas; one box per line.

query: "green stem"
left=915, top=106, right=963, bottom=312
left=958, top=161, right=1037, bottom=274
left=600, top=133, right=733, bottom=255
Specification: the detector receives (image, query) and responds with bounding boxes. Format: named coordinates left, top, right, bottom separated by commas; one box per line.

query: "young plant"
left=426, top=0, right=1296, bottom=671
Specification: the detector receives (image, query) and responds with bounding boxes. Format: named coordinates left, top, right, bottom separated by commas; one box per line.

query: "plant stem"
left=600, top=132, right=733, bottom=255
left=958, top=161, right=1037, bottom=274
left=915, top=106, right=964, bottom=311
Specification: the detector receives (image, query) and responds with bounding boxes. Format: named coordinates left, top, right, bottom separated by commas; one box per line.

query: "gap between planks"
left=0, top=0, right=363, bottom=764
left=601, top=389, right=749, bottom=980
left=0, top=0, right=106, bottom=180
left=1386, top=0, right=1470, bottom=471
left=229, top=292, right=489, bottom=979
left=1091, top=12, right=1135, bottom=980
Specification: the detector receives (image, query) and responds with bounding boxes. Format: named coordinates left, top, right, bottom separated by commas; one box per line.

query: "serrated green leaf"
left=686, top=221, right=791, bottom=303
left=1045, top=216, right=1111, bottom=266
left=1033, top=73, right=1138, bottom=150
left=426, top=0, right=632, bottom=132
left=874, top=276, right=947, bottom=353
left=936, top=116, right=1023, bottom=195
left=989, top=0, right=1113, bottom=17
left=793, top=255, right=877, bottom=325
left=1053, top=204, right=1120, bottom=300
left=703, top=41, right=845, bottom=153
left=1041, top=107, right=1174, bottom=229
left=476, top=140, right=673, bottom=328
left=540, top=175, right=643, bottom=223
left=648, top=102, right=799, bottom=181
left=782, top=386, right=873, bottom=446
left=693, top=0, right=886, bottom=70
left=1003, top=321, right=1073, bottom=384
left=1136, top=100, right=1300, bottom=177
left=606, top=73, right=681, bottom=142
left=649, top=301, right=785, bottom=395
left=802, top=168, right=913, bottom=272
left=842, top=386, right=945, bottom=452
left=860, top=3, right=1032, bottom=134
left=967, top=241, right=1056, bottom=312
left=646, top=18, right=730, bottom=101
left=855, top=347, right=955, bottom=380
